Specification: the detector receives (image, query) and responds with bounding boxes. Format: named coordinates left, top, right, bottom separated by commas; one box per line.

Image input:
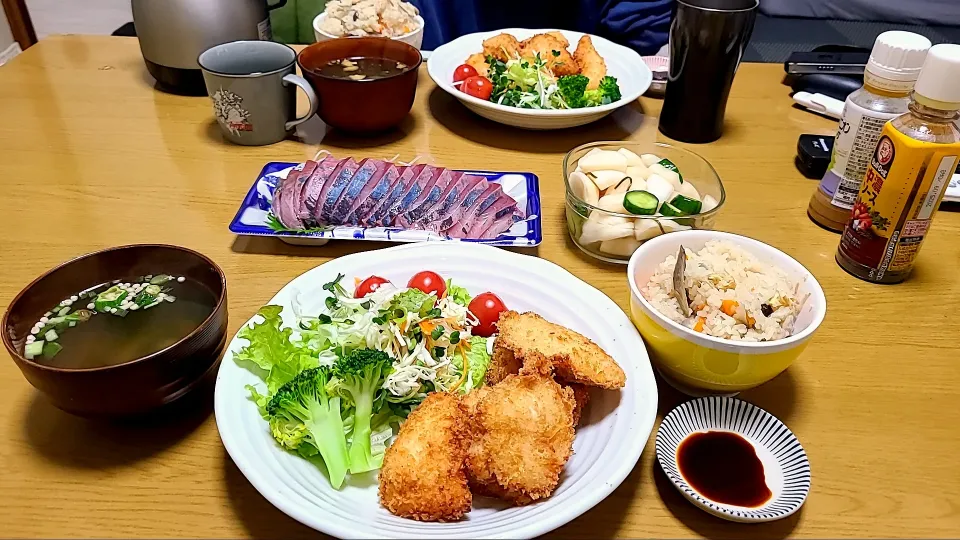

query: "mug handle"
left=282, top=73, right=319, bottom=131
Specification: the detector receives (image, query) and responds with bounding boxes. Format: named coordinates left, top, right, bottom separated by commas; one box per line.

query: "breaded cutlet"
left=460, top=386, right=489, bottom=416
left=485, top=339, right=522, bottom=385
left=519, top=34, right=578, bottom=77
left=466, top=372, right=576, bottom=505
left=464, top=52, right=489, bottom=78
left=482, top=33, right=521, bottom=62
left=378, top=393, right=472, bottom=522
left=565, top=383, right=591, bottom=427
left=573, top=35, right=607, bottom=90
left=489, top=311, right=626, bottom=389
left=513, top=351, right=592, bottom=427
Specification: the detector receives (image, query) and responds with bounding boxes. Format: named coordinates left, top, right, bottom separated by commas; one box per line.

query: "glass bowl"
left=563, top=141, right=726, bottom=264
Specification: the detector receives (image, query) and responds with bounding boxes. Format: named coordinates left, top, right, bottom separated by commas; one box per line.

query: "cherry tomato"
left=408, top=271, right=446, bottom=298
left=453, top=64, right=479, bottom=84
left=468, top=292, right=508, bottom=337
left=461, top=76, right=493, bottom=100
left=355, top=276, right=391, bottom=298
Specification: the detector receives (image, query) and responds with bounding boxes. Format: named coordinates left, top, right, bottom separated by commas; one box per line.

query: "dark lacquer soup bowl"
left=298, top=36, right=422, bottom=133
left=2, top=245, right=227, bottom=417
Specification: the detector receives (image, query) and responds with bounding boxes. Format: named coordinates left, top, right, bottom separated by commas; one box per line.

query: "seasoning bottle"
left=837, top=44, right=960, bottom=283
left=808, top=31, right=931, bottom=231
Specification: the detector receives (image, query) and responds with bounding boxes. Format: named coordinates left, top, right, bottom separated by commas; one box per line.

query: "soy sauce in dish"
left=320, top=57, right=408, bottom=81
left=677, top=430, right=772, bottom=508
left=27, top=278, right=216, bottom=369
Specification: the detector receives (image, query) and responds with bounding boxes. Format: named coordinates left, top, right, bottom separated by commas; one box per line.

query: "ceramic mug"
left=198, top=40, right=318, bottom=145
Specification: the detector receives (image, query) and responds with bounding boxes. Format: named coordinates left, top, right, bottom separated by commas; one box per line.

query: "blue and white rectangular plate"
left=229, top=162, right=542, bottom=246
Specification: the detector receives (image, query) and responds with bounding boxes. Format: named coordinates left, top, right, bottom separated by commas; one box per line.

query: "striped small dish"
left=656, top=397, right=810, bottom=523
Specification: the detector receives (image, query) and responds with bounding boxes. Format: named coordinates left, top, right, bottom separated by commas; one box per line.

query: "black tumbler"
left=658, top=0, right=758, bottom=143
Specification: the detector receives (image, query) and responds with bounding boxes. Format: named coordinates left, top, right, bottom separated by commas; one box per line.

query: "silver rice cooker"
left=133, top=0, right=287, bottom=95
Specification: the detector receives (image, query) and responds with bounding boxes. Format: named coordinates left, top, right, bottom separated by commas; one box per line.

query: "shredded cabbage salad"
left=486, top=54, right=622, bottom=110
left=293, top=274, right=491, bottom=402
left=236, top=273, right=491, bottom=418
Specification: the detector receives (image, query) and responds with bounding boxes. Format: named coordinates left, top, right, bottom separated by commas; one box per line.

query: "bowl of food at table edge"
left=1, top=244, right=227, bottom=417
left=628, top=230, right=826, bottom=394
left=427, top=28, right=651, bottom=129
left=564, top=141, right=725, bottom=264
left=298, top=36, right=421, bottom=134
left=215, top=242, right=656, bottom=538
left=313, top=0, right=425, bottom=49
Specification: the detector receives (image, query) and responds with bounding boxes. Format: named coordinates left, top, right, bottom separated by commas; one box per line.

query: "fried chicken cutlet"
left=482, top=33, right=521, bottom=62
left=487, top=311, right=626, bottom=389
left=466, top=372, right=576, bottom=505
left=566, top=383, right=591, bottom=427
left=573, top=35, right=607, bottom=90
left=519, top=34, right=578, bottom=76
left=464, top=52, right=489, bottom=78
left=520, top=31, right=570, bottom=50
left=517, top=354, right=591, bottom=427
left=379, top=393, right=472, bottom=521
left=460, top=385, right=489, bottom=416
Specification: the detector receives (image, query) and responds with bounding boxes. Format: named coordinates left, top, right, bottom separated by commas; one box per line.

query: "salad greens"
left=235, top=305, right=318, bottom=408
left=265, top=212, right=333, bottom=235
left=235, top=273, right=493, bottom=488
left=445, top=279, right=472, bottom=307
left=487, top=54, right=622, bottom=110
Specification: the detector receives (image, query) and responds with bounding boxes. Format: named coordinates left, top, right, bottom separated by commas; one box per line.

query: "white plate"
left=215, top=242, right=658, bottom=539
left=656, top=397, right=811, bottom=523
left=427, top=28, right=651, bottom=130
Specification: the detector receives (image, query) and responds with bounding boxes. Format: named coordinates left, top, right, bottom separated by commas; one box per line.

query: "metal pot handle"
left=267, top=0, right=288, bottom=11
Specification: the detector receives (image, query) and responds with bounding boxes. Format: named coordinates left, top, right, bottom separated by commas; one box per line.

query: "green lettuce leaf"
left=388, top=289, right=433, bottom=316
left=235, top=305, right=318, bottom=396
left=445, top=279, right=472, bottom=306
left=452, top=336, right=491, bottom=394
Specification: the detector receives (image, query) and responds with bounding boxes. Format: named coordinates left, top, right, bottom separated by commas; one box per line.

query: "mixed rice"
left=642, top=240, right=805, bottom=341
left=320, top=0, right=420, bottom=38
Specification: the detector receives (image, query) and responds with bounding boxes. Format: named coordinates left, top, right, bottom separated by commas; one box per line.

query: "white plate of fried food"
left=426, top=28, right=651, bottom=129
left=215, top=242, right=657, bottom=539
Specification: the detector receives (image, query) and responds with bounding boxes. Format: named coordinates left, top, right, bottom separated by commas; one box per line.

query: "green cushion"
left=270, top=0, right=328, bottom=44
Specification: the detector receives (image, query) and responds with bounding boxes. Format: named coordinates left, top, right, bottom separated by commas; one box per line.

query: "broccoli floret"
left=331, top=349, right=393, bottom=474
left=266, top=367, right=349, bottom=488
left=584, top=76, right=623, bottom=106
left=599, top=75, right=622, bottom=102
left=557, top=74, right=590, bottom=108
left=269, top=417, right=320, bottom=457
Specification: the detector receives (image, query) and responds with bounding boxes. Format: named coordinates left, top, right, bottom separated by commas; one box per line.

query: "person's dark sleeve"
left=597, top=0, right=673, bottom=55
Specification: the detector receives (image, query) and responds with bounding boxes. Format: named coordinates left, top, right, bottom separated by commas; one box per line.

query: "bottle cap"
left=866, top=31, right=931, bottom=83
left=914, top=44, right=960, bottom=107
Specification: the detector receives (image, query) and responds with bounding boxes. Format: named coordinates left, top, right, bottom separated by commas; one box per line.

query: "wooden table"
left=1, top=35, right=958, bottom=539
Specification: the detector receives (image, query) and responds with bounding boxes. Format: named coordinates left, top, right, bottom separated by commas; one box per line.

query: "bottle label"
left=838, top=125, right=960, bottom=280
left=258, top=18, right=272, bottom=40
left=864, top=70, right=916, bottom=94
left=821, top=99, right=898, bottom=209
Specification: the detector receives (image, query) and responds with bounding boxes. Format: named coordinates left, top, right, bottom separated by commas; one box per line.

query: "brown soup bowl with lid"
left=298, top=36, right=421, bottom=133
left=2, top=245, right=228, bottom=417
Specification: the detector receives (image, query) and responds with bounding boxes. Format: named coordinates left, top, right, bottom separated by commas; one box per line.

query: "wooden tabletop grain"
left=0, top=36, right=958, bottom=539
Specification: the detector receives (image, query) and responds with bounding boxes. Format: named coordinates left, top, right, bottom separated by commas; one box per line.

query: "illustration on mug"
left=212, top=88, right=253, bottom=135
